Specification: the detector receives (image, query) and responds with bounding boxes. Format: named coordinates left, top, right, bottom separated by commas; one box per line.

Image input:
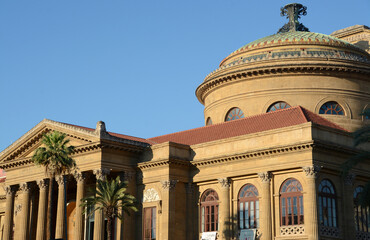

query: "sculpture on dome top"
left=278, top=3, right=309, bottom=33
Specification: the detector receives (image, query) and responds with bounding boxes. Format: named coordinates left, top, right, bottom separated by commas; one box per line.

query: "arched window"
left=318, top=180, right=337, bottom=227
left=206, top=117, right=213, bottom=126
left=319, top=101, right=344, bottom=115
left=280, top=178, right=304, bottom=226
left=225, top=107, right=245, bottom=121
left=200, top=189, right=219, bottom=232
left=354, top=186, right=370, bottom=232
left=267, top=102, right=291, bottom=112
left=238, top=184, right=259, bottom=229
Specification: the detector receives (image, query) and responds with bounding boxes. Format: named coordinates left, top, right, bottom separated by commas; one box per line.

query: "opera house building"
left=0, top=3, right=369, bottom=240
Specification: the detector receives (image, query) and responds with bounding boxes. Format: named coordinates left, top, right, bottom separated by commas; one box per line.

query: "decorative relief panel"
left=143, top=188, right=160, bottom=203
left=356, top=231, right=370, bottom=240
left=280, top=225, right=305, bottom=235
left=320, top=226, right=340, bottom=238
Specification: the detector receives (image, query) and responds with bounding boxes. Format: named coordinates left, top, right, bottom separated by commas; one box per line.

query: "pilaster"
left=258, top=172, right=272, bottom=240
left=343, top=173, right=356, bottom=239
left=218, top=178, right=231, bottom=240
left=302, top=165, right=320, bottom=240
left=161, top=179, right=178, bottom=240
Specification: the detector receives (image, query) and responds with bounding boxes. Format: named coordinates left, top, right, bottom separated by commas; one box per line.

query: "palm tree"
left=81, top=176, right=138, bottom=240
left=342, top=109, right=370, bottom=207
left=32, top=130, right=76, bottom=240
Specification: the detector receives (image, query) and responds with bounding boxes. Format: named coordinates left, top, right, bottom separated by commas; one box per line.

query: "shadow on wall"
left=354, top=41, right=370, bottom=52
left=222, top=213, right=261, bottom=240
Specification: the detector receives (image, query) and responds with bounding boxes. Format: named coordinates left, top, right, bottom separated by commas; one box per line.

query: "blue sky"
left=0, top=0, right=369, bottom=151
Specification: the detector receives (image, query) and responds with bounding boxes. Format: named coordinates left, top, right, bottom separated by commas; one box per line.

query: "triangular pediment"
left=0, top=119, right=101, bottom=164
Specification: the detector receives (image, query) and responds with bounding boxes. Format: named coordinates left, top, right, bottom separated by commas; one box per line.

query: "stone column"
left=3, top=186, right=15, bottom=240
left=343, top=173, right=356, bottom=239
left=258, top=172, right=272, bottom=240
left=55, top=175, right=67, bottom=239
left=218, top=178, right=231, bottom=240
left=93, top=168, right=110, bottom=240
left=302, top=165, right=320, bottom=240
left=36, top=179, right=49, bottom=240
left=19, top=182, right=31, bottom=240
left=74, top=171, right=86, bottom=240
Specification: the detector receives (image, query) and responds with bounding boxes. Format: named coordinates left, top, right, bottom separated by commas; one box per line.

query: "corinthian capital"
left=73, top=171, right=86, bottom=183
left=37, top=179, right=49, bottom=190
left=19, top=182, right=30, bottom=193
left=258, top=172, right=272, bottom=183
left=302, top=165, right=321, bottom=178
left=3, top=185, right=14, bottom=196
left=218, top=178, right=231, bottom=188
left=93, top=168, right=110, bottom=181
left=161, top=180, right=178, bottom=190
left=344, top=173, right=356, bottom=186
left=122, top=171, right=135, bottom=182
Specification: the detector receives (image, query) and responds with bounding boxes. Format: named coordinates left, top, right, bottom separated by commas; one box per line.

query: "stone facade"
left=0, top=4, right=369, bottom=240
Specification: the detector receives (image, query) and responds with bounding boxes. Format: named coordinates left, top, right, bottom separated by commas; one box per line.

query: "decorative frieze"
left=93, top=168, right=110, bottom=181
left=258, top=172, right=272, bottom=183
left=280, top=225, right=305, bottom=235
left=161, top=180, right=178, bottom=190
left=320, top=226, right=340, bottom=238
left=218, top=178, right=231, bottom=188
left=302, top=165, right=321, bottom=178
left=36, top=179, right=49, bottom=190
left=143, top=188, right=160, bottom=203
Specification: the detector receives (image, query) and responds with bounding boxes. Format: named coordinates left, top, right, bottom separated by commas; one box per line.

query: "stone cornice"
left=196, top=63, right=370, bottom=104
left=193, top=141, right=314, bottom=167
left=138, top=158, right=191, bottom=170
left=0, top=119, right=150, bottom=163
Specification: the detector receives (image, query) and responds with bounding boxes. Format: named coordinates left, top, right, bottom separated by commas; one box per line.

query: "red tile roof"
left=147, top=106, right=348, bottom=145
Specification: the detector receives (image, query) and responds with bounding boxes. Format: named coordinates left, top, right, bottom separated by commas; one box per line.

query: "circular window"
left=319, top=101, right=344, bottom=115
left=225, top=108, right=245, bottom=121
left=267, top=102, right=291, bottom=112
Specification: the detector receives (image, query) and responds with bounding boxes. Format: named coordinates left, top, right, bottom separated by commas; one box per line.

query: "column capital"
left=73, top=171, right=86, bottom=183
left=218, top=178, right=231, bottom=188
left=258, top=172, right=272, bottom=183
left=15, top=204, right=22, bottom=216
left=161, top=179, right=178, bottom=191
left=344, top=173, right=356, bottom=186
left=3, top=185, right=15, bottom=196
left=36, top=179, right=49, bottom=190
left=302, top=165, right=321, bottom=178
left=93, top=168, right=110, bottom=181
left=19, top=182, right=30, bottom=193
left=56, top=175, right=67, bottom=186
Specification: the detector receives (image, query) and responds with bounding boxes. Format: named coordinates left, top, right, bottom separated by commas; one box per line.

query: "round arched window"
left=280, top=178, right=304, bottom=226
left=354, top=186, right=369, bottom=232
left=319, top=101, right=344, bottom=115
left=200, top=189, right=219, bottom=232
left=225, top=108, right=245, bottom=121
left=206, top=117, right=213, bottom=126
left=238, top=184, right=259, bottom=229
left=318, top=180, right=337, bottom=227
left=267, top=102, right=291, bottom=112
